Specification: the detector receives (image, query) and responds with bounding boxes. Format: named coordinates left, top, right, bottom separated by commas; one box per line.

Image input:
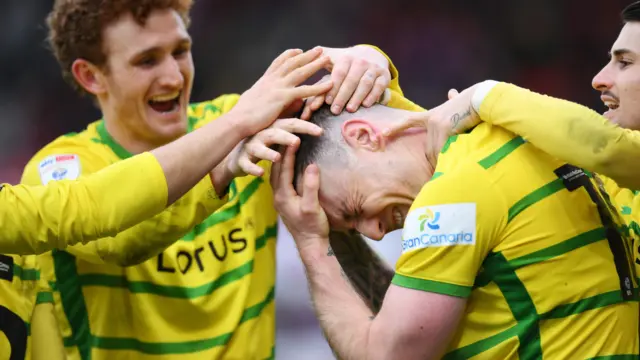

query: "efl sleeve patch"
left=402, top=203, right=476, bottom=253
left=38, top=154, right=81, bottom=185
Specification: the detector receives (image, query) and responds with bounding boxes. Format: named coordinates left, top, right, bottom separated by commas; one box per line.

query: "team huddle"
left=1, top=0, right=640, bottom=359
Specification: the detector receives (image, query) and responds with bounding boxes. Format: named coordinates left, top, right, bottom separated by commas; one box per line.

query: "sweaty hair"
left=293, top=104, right=397, bottom=189
left=622, top=1, right=640, bottom=23
left=47, top=0, right=194, bottom=96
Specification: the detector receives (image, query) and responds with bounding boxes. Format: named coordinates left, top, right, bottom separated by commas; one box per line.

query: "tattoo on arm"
left=450, top=107, right=472, bottom=131
left=327, top=231, right=395, bottom=313
left=327, top=246, right=335, bottom=256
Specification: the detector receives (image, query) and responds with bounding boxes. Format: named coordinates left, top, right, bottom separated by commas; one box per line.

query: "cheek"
left=112, top=71, right=151, bottom=101
left=181, top=57, right=195, bottom=81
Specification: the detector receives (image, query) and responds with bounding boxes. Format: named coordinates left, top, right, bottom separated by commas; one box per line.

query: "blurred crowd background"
left=0, top=0, right=633, bottom=358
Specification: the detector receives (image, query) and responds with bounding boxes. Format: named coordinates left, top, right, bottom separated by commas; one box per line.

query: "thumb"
left=447, top=88, right=459, bottom=100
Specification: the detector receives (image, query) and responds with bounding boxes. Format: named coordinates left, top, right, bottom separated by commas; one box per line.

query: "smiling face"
left=592, top=22, right=640, bottom=130
left=75, top=8, right=194, bottom=145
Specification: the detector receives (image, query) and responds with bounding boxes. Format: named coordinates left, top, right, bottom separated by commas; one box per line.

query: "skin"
left=592, top=22, right=640, bottom=130
left=73, top=10, right=195, bottom=153
left=313, top=114, right=432, bottom=240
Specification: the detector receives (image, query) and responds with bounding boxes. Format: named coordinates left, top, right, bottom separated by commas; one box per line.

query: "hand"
left=382, top=85, right=482, bottom=164
left=300, top=46, right=391, bottom=119
left=271, top=144, right=330, bottom=252
left=232, top=48, right=333, bottom=137
left=226, top=118, right=323, bottom=177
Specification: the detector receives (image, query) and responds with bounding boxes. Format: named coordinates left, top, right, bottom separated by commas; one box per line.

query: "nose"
left=592, top=64, right=613, bottom=92
left=356, top=218, right=386, bottom=241
left=159, top=58, right=184, bottom=89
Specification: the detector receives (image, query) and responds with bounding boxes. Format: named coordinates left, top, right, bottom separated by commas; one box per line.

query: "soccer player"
left=272, top=100, right=639, bottom=359
left=2, top=31, right=344, bottom=360
left=1, top=44, right=338, bottom=360
left=381, top=2, right=640, bottom=280
left=18, top=1, right=397, bottom=359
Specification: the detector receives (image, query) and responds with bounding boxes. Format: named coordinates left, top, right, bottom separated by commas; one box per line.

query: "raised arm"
left=384, top=81, right=640, bottom=190
left=472, top=81, right=640, bottom=190
left=272, top=144, right=504, bottom=359
left=2, top=48, right=333, bottom=256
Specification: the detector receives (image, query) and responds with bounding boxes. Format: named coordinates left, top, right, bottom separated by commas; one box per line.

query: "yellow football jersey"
left=394, top=123, right=639, bottom=358
left=472, top=81, right=640, bottom=284
left=1, top=152, right=169, bottom=255
left=1, top=152, right=173, bottom=360
left=21, top=95, right=278, bottom=359
left=0, top=254, right=57, bottom=360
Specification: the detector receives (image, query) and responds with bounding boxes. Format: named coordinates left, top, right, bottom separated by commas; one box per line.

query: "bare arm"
left=328, top=231, right=394, bottom=313
left=300, top=242, right=465, bottom=360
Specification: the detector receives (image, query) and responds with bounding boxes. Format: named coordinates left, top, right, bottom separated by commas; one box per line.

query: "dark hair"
left=622, top=1, right=640, bottom=22
left=293, top=104, right=336, bottom=190
left=47, top=0, right=193, bottom=96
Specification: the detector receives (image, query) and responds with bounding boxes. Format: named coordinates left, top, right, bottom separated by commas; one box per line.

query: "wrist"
left=297, top=238, right=330, bottom=263
left=470, top=80, right=499, bottom=114
left=225, top=108, right=257, bottom=139
left=210, top=161, right=234, bottom=197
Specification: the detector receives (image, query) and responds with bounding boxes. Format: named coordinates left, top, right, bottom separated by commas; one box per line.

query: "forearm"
left=0, top=153, right=168, bottom=254
left=328, top=231, right=394, bottom=313
left=300, top=242, right=377, bottom=360
left=151, top=109, right=250, bottom=204
left=90, top=177, right=221, bottom=265
left=475, top=81, right=640, bottom=189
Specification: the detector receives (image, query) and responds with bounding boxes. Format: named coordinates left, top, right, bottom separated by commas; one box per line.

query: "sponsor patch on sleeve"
left=401, top=203, right=476, bottom=253
left=0, top=254, right=14, bottom=282
left=38, top=154, right=81, bottom=185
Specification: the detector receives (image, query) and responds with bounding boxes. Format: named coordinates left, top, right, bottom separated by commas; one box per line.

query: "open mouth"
left=605, top=103, right=619, bottom=111
left=148, top=91, right=181, bottom=113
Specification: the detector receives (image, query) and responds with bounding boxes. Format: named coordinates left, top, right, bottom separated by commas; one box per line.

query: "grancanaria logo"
left=419, top=208, right=440, bottom=231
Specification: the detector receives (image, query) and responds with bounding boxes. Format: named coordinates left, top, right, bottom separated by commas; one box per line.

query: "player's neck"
left=406, top=131, right=437, bottom=179
left=103, top=117, right=170, bottom=156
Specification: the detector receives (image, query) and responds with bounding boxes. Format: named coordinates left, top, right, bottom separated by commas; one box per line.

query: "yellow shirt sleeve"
left=392, top=163, right=507, bottom=298
left=1, top=152, right=168, bottom=255
left=387, top=89, right=425, bottom=112
left=18, top=98, right=238, bottom=263
left=479, top=82, right=640, bottom=190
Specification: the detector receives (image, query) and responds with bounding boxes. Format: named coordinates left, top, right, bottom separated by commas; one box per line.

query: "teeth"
left=150, top=92, right=180, bottom=102
left=604, top=101, right=619, bottom=110
left=393, top=208, right=403, bottom=229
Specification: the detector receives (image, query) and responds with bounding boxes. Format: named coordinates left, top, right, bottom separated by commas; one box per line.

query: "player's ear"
left=71, top=59, right=107, bottom=96
left=342, top=118, right=384, bottom=152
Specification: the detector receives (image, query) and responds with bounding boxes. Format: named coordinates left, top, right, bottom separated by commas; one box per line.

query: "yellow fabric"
left=30, top=303, right=65, bottom=360
left=480, top=82, right=640, bottom=190
left=22, top=94, right=278, bottom=359
left=0, top=254, right=57, bottom=360
left=21, top=130, right=228, bottom=266
left=393, top=122, right=639, bottom=358
left=387, top=89, right=424, bottom=112
left=478, top=82, right=640, bottom=287
left=0, top=152, right=167, bottom=255
left=0, top=152, right=170, bottom=360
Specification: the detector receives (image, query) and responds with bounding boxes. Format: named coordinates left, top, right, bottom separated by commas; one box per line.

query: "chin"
left=150, top=117, right=189, bottom=142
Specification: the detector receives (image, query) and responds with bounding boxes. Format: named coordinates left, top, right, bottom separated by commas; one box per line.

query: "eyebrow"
left=131, top=37, right=192, bottom=60
left=610, top=48, right=634, bottom=58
